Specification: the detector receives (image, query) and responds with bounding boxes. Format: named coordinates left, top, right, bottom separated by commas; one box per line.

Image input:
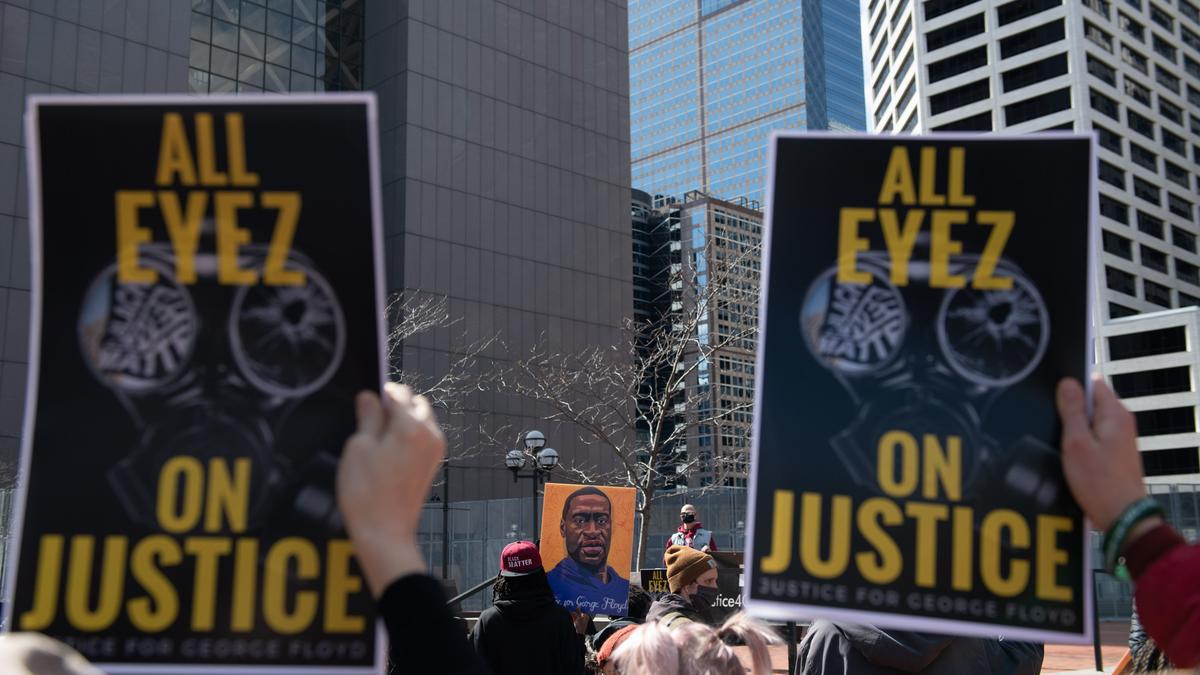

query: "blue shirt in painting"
left=546, top=555, right=629, bottom=616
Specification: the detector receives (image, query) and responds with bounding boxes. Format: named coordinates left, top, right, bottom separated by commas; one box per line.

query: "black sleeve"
left=377, top=575, right=491, bottom=675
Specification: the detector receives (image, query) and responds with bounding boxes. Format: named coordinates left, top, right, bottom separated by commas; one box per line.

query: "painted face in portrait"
left=561, top=493, right=612, bottom=570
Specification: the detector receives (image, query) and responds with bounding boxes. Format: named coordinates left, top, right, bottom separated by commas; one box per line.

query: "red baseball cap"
left=499, top=540, right=543, bottom=577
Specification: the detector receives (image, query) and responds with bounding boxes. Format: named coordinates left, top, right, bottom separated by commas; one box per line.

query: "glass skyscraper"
left=628, top=0, right=866, bottom=204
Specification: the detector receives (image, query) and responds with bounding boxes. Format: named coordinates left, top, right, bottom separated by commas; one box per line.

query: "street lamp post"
left=505, top=431, right=559, bottom=542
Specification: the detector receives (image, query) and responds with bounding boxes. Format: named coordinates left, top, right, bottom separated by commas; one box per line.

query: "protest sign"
left=8, top=95, right=386, bottom=673
left=540, top=483, right=636, bottom=615
left=745, top=134, right=1095, bottom=643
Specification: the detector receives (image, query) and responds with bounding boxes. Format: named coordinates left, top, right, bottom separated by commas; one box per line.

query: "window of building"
left=1169, top=193, right=1195, bottom=220
left=1183, top=0, right=1200, bottom=25
left=1095, top=124, right=1123, bottom=155
left=1112, top=366, right=1192, bottom=398
left=1161, top=127, right=1190, bottom=156
left=1134, top=175, right=1161, bottom=203
left=1195, top=145, right=1200, bottom=163
left=1184, top=25, right=1200, bottom=53
left=924, top=0, right=983, bottom=19
left=1127, top=111, right=1156, bottom=140
left=897, top=79, right=917, bottom=112
left=1125, top=0, right=1143, bottom=9
left=1119, top=12, right=1146, bottom=41
left=1130, top=143, right=1158, bottom=172
left=1124, top=77, right=1153, bottom=107
left=1085, top=20, right=1116, bottom=52
left=873, top=67, right=891, bottom=98
left=1106, top=265, right=1138, bottom=294
left=894, top=18, right=913, bottom=57
left=930, top=78, right=990, bottom=115
left=1140, top=210, right=1166, bottom=238
left=997, top=0, right=1062, bottom=25
left=1141, top=448, right=1200, bottom=477
left=1192, top=115, right=1200, bottom=135
left=896, top=48, right=915, bottom=83
left=1150, top=3, right=1174, bottom=31
left=1002, top=53, right=1068, bottom=91
left=871, top=33, right=889, bottom=66
left=1122, top=44, right=1150, bottom=74
left=1135, top=406, right=1195, bottom=435
left=1090, top=88, right=1121, bottom=119
left=901, top=111, right=918, bottom=132
left=1142, top=244, right=1169, bottom=272
left=1181, top=291, right=1200, bottom=306
left=1101, top=194, right=1131, bottom=223
left=927, top=13, right=986, bottom=51
left=874, top=91, right=893, bottom=125
left=1178, top=259, right=1200, bottom=285
left=1000, top=19, right=1065, bottom=58
left=1083, top=0, right=1113, bottom=17
left=1111, top=302, right=1139, bottom=317
left=1109, top=326, right=1186, bottom=359
left=1100, top=159, right=1127, bottom=187
left=1156, top=65, right=1181, bottom=93
left=1104, top=229, right=1134, bottom=258
left=1166, top=160, right=1192, bottom=189
left=1173, top=225, right=1198, bottom=252
left=869, top=2, right=888, bottom=42
left=1160, top=98, right=1184, bottom=125
left=931, top=111, right=993, bottom=130
left=1154, top=35, right=1179, bottom=64
left=1187, top=55, right=1200, bottom=80
left=1088, top=54, right=1119, bottom=85
left=1004, top=87, right=1071, bottom=125
left=929, top=46, right=988, bottom=82
left=1144, top=279, right=1173, bottom=306
left=1188, top=85, right=1200, bottom=107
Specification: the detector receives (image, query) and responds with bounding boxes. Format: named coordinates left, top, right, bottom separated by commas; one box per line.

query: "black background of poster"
left=13, top=100, right=381, bottom=668
left=749, top=136, right=1091, bottom=636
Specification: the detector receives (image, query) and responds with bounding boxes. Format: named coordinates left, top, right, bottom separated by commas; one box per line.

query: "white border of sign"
left=7, top=93, right=389, bottom=675
left=743, top=130, right=1097, bottom=645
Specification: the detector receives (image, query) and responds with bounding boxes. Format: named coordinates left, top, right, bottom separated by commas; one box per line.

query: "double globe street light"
left=505, top=430, right=559, bottom=542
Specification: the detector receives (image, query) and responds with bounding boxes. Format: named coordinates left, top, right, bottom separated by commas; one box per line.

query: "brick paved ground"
left=735, top=620, right=1131, bottom=674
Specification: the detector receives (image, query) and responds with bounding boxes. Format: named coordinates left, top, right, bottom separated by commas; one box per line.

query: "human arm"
left=1056, top=377, right=1198, bottom=667
left=338, top=384, right=490, bottom=675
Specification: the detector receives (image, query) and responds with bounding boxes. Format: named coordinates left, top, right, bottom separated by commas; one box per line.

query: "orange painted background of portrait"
left=539, top=483, right=637, bottom=577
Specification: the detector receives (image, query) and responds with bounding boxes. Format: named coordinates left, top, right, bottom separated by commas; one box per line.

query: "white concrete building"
left=862, top=0, right=1200, bottom=481
left=1100, top=309, right=1200, bottom=481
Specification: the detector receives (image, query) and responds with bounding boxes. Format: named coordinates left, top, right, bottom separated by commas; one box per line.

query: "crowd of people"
left=338, top=378, right=1199, bottom=674
left=0, top=377, right=1196, bottom=673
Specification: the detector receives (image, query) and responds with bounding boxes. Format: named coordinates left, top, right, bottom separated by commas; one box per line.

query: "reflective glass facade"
left=629, top=0, right=865, bottom=204
left=188, top=0, right=362, bottom=93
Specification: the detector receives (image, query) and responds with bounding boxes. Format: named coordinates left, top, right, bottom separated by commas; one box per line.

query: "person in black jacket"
left=337, top=383, right=490, bottom=675
left=472, top=540, right=587, bottom=674
left=797, top=621, right=1043, bottom=675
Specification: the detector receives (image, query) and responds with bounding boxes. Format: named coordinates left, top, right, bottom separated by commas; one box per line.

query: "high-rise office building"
left=0, top=0, right=633, bottom=500
left=628, top=0, right=866, bottom=206
left=632, top=189, right=760, bottom=488
left=861, top=0, right=1200, bottom=481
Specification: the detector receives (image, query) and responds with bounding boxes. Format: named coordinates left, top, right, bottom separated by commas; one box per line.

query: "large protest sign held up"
left=540, top=483, right=636, bottom=616
left=744, top=134, right=1095, bottom=643
left=8, top=96, right=386, bottom=673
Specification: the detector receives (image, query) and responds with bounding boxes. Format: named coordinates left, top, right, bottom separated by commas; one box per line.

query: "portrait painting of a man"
left=540, top=484, right=635, bottom=616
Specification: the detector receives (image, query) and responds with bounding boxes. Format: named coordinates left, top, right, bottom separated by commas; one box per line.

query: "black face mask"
left=691, top=584, right=719, bottom=609
left=680, top=513, right=696, bottom=524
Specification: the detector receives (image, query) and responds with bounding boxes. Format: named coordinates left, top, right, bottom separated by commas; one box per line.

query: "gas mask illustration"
left=800, top=235, right=1064, bottom=508
left=78, top=236, right=346, bottom=532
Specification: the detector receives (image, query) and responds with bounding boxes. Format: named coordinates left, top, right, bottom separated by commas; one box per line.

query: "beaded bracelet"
left=1103, top=497, right=1164, bottom=575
